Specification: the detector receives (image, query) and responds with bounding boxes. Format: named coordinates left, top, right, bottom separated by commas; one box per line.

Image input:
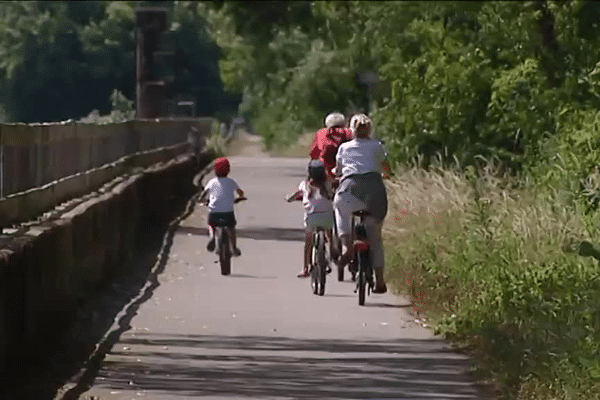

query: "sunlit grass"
left=383, top=156, right=600, bottom=399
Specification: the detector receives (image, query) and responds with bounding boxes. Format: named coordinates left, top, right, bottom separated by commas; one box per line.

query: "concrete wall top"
left=0, top=118, right=214, bottom=146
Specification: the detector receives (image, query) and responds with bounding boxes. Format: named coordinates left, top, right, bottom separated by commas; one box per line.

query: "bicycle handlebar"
left=199, top=197, right=247, bottom=207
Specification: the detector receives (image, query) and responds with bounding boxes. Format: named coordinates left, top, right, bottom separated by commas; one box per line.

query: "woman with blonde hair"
left=333, top=114, right=392, bottom=293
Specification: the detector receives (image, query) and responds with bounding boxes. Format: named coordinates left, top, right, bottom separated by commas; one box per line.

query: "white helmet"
left=325, top=112, right=345, bottom=128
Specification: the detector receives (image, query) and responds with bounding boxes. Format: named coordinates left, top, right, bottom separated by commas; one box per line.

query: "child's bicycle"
left=203, top=197, right=247, bottom=275
left=350, top=210, right=373, bottom=306
left=310, top=227, right=329, bottom=296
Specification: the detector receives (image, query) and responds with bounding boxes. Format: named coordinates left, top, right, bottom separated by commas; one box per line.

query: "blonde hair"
left=350, top=113, right=372, bottom=138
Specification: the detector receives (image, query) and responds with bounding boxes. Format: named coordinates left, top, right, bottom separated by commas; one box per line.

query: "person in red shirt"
left=309, top=112, right=354, bottom=179
left=308, top=112, right=353, bottom=269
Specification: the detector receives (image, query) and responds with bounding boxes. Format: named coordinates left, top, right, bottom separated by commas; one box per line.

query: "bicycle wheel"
left=310, top=232, right=319, bottom=294
left=219, top=228, right=231, bottom=275
left=317, top=231, right=326, bottom=296
left=357, top=250, right=368, bottom=306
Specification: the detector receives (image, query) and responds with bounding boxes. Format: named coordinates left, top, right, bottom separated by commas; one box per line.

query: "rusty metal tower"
left=135, top=7, right=168, bottom=119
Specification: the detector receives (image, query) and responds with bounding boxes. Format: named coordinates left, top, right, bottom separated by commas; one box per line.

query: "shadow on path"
left=90, top=334, right=490, bottom=399
left=177, top=226, right=306, bottom=242
left=363, top=302, right=413, bottom=309
left=227, top=273, right=278, bottom=279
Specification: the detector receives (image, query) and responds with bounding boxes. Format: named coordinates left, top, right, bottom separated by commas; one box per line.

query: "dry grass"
left=268, top=131, right=315, bottom=158
left=382, top=164, right=472, bottom=312
left=382, top=160, right=600, bottom=399
left=224, top=129, right=268, bottom=157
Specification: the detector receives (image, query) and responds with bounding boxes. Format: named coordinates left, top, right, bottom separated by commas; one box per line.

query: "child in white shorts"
left=286, top=160, right=334, bottom=277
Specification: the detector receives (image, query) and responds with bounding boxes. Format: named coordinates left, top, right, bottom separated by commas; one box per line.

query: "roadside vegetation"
left=383, top=154, right=600, bottom=399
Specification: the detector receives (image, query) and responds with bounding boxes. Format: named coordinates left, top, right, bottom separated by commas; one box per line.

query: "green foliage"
left=202, top=1, right=371, bottom=148
left=0, top=1, right=236, bottom=123
left=203, top=0, right=600, bottom=180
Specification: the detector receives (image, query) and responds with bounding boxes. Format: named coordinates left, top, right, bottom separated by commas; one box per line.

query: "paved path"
left=65, top=156, right=489, bottom=400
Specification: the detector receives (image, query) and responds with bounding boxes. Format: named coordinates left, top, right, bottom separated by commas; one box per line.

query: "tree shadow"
left=363, top=302, right=413, bottom=309
left=227, top=273, right=278, bottom=279
left=323, top=293, right=355, bottom=298
left=84, top=333, right=493, bottom=399
left=177, top=226, right=306, bottom=242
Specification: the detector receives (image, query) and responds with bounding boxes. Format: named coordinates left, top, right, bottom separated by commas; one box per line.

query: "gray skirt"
left=337, top=172, right=387, bottom=221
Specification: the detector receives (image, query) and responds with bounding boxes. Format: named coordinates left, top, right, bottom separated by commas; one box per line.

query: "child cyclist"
left=199, top=157, right=245, bottom=256
left=286, top=159, right=335, bottom=278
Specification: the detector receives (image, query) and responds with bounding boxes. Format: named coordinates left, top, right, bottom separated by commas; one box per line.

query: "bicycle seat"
left=213, top=217, right=230, bottom=227
left=353, top=210, right=371, bottom=217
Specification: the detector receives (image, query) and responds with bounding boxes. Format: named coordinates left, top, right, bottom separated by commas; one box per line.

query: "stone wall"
left=0, top=149, right=213, bottom=397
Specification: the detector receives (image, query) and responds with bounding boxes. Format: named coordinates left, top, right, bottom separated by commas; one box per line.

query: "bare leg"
left=304, top=231, right=313, bottom=271
left=339, top=234, right=352, bottom=267
left=230, top=227, right=241, bottom=256
left=207, top=225, right=216, bottom=251
left=328, top=228, right=335, bottom=272
left=373, top=267, right=387, bottom=293
left=325, top=228, right=333, bottom=248
left=365, top=218, right=386, bottom=291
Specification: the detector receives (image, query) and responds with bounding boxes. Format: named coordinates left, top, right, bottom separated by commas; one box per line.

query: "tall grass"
left=384, top=156, right=600, bottom=399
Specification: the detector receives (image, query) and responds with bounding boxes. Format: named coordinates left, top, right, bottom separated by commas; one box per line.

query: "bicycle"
left=204, top=196, right=247, bottom=275
left=350, top=210, right=373, bottom=306
left=309, top=227, right=329, bottom=296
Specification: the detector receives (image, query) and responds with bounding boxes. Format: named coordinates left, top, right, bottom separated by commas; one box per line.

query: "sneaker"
left=338, top=253, right=352, bottom=269
left=348, top=261, right=358, bottom=274
left=206, top=237, right=215, bottom=252
left=233, top=247, right=241, bottom=257
left=373, top=284, right=387, bottom=294
left=297, top=269, right=310, bottom=278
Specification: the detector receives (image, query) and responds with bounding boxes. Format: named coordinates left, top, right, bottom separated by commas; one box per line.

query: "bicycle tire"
left=317, top=231, right=326, bottom=296
left=219, top=228, right=231, bottom=275
left=311, top=231, right=319, bottom=294
left=357, top=250, right=368, bottom=306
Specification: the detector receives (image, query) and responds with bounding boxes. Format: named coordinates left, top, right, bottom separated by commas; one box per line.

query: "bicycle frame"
left=214, top=223, right=232, bottom=275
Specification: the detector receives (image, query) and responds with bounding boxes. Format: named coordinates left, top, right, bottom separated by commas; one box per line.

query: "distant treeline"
left=0, top=1, right=240, bottom=123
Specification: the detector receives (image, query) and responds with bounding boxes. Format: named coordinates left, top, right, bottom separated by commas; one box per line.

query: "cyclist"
left=286, top=159, right=335, bottom=278
left=310, top=112, right=353, bottom=263
left=310, top=112, right=354, bottom=179
left=199, top=157, right=245, bottom=256
left=333, top=114, right=392, bottom=293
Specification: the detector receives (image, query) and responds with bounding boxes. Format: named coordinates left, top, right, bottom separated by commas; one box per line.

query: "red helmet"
left=214, top=157, right=230, bottom=177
